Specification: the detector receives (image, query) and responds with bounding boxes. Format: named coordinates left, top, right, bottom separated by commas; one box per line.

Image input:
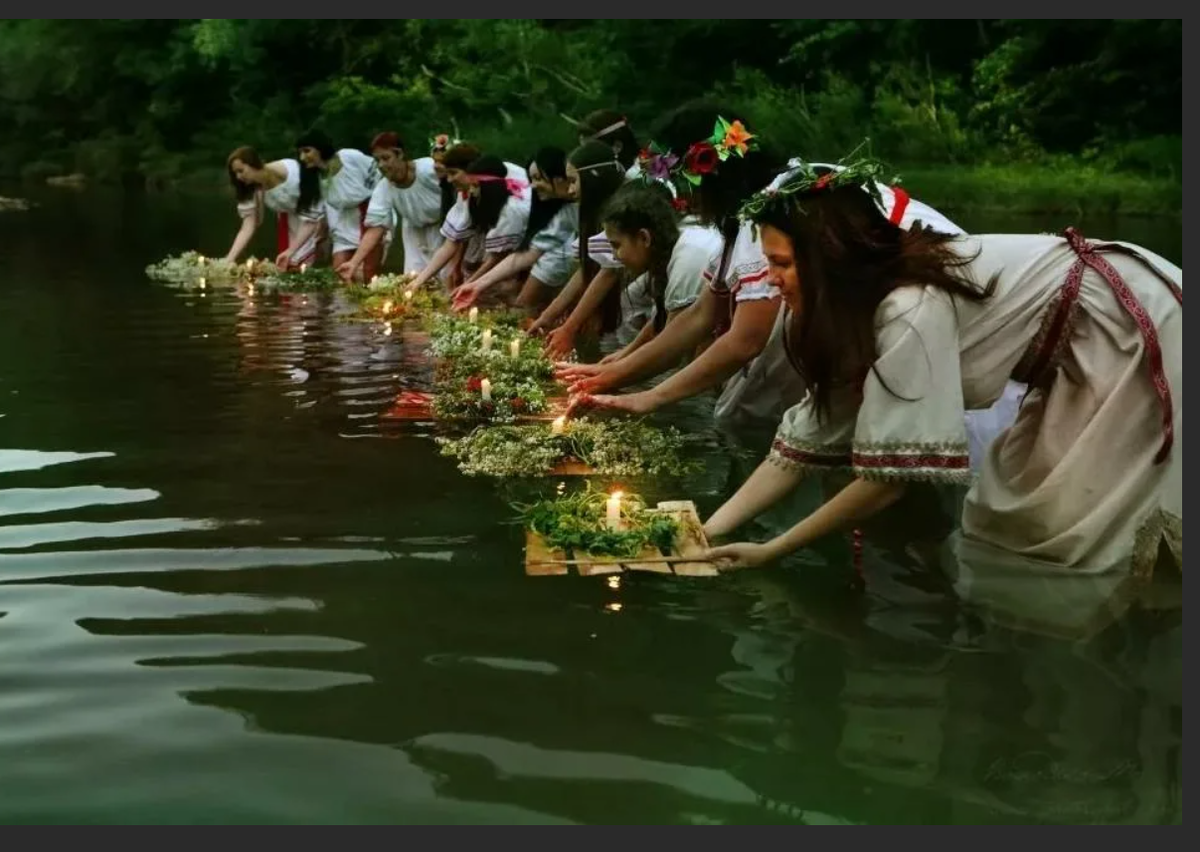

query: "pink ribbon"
left=468, top=174, right=527, bottom=199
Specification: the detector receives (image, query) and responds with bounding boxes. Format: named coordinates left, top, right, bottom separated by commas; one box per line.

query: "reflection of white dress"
left=770, top=231, right=1182, bottom=574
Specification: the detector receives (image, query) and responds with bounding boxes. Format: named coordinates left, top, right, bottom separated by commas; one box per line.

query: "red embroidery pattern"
left=770, top=439, right=850, bottom=468
left=851, top=452, right=970, bottom=471
left=1063, top=228, right=1178, bottom=464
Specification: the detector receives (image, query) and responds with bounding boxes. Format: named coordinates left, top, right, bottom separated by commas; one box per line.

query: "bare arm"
left=567, top=285, right=719, bottom=392
left=707, top=478, right=907, bottom=570
left=704, top=456, right=808, bottom=538
left=339, top=226, right=387, bottom=277
left=600, top=315, right=658, bottom=364
left=225, top=213, right=259, bottom=263
left=465, top=252, right=503, bottom=285
left=407, top=238, right=461, bottom=290
left=529, top=267, right=585, bottom=333
left=276, top=218, right=321, bottom=268
left=470, top=248, right=542, bottom=291
left=630, top=296, right=779, bottom=409
left=557, top=266, right=620, bottom=336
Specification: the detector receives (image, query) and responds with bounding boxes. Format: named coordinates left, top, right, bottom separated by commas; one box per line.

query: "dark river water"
left=0, top=185, right=1182, bottom=824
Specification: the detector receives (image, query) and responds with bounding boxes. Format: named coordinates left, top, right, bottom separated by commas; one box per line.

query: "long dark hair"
left=465, top=155, right=510, bottom=234
left=440, top=142, right=482, bottom=218
left=226, top=145, right=263, bottom=202
left=569, top=140, right=629, bottom=333
left=753, top=185, right=994, bottom=423
left=579, top=108, right=640, bottom=170
left=295, top=130, right=336, bottom=214
left=601, top=182, right=680, bottom=333
left=520, top=146, right=568, bottom=251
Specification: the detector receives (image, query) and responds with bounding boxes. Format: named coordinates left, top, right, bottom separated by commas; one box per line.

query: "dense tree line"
left=0, top=19, right=1181, bottom=185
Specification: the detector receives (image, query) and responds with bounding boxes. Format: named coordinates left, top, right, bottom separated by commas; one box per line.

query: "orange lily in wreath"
left=709, top=117, right=757, bottom=160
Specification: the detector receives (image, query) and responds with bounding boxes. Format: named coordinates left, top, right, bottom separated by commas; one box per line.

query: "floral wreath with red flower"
left=636, top=116, right=759, bottom=211
left=737, top=142, right=895, bottom=222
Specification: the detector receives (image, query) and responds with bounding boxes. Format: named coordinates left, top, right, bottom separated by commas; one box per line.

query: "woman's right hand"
left=545, top=324, right=578, bottom=360
left=275, top=250, right=293, bottom=269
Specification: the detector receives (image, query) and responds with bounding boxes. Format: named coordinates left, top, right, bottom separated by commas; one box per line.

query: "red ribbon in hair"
left=468, top=174, right=528, bottom=199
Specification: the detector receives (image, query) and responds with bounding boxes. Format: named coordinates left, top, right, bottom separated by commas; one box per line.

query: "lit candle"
left=481, top=329, right=493, bottom=352
left=404, top=289, right=414, bottom=301
left=382, top=300, right=393, bottom=315
left=370, top=275, right=379, bottom=284
left=197, top=255, right=206, bottom=266
left=509, top=337, right=521, bottom=358
left=247, top=284, right=255, bottom=296
left=606, top=491, right=623, bottom=530
left=480, top=378, right=492, bottom=402
left=299, top=263, right=308, bottom=273
left=468, top=306, right=479, bottom=324
left=245, top=258, right=255, bottom=271
left=198, top=277, right=206, bottom=288
left=383, top=322, right=393, bottom=336
left=551, top=415, right=566, bottom=435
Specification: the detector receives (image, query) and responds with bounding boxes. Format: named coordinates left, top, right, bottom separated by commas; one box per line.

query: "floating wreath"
left=254, top=265, right=343, bottom=292
left=516, top=485, right=680, bottom=559
left=145, top=251, right=273, bottom=283
left=436, top=417, right=695, bottom=478
left=345, top=275, right=448, bottom=322
left=430, top=374, right=549, bottom=423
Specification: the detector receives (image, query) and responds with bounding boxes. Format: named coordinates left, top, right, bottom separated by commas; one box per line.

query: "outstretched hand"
left=704, top=541, right=776, bottom=571
left=451, top=281, right=485, bottom=312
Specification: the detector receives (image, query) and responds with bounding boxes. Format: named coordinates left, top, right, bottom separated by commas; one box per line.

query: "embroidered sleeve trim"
left=851, top=441, right=973, bottom=485
left=767, top=437, right=852, bottom=472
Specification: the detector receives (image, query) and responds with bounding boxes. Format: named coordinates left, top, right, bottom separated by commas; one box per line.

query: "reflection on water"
left=0, top=187, right=1182, bottom=824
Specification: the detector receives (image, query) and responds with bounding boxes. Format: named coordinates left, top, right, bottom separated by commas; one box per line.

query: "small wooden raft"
left=525, top=500, right=719, bottom=577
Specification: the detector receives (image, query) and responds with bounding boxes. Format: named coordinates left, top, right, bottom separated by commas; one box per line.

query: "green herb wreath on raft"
left=517, top=485, right=680, bottom=559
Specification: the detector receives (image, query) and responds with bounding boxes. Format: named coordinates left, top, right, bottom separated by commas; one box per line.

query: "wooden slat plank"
left=525, top=530, right=570, bottom=576
left=624, top=542, right=674, bottom=574
left=661, top=501, right=719, bottom=577
left=577, top=558, right=623, bottom=577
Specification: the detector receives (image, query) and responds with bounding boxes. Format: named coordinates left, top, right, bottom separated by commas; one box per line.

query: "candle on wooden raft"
left=606, top=491, right=623, bottom=530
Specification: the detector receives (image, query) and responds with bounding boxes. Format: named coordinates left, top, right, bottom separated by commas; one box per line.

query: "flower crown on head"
left=429, top=133, right=461, bottom=154
left=637, top=116, right=758, bottom=200
left=738, top=142, right=893, bottom=222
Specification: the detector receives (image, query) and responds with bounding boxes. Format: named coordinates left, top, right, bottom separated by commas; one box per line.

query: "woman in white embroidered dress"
left=223, top=145, right=320, bottom=267
left=404, top=154, right=530, bottom=294
left=449, top=146, right=579, bottom=314
left=278, top=131, right=381, bottom=274
left=524, top=141, right=634, bottom=357
left=337, top=131, right=445, bottom=283
left=703, top=159, right=1182, bottom=576
left=598, top=181, right=723, bottom=367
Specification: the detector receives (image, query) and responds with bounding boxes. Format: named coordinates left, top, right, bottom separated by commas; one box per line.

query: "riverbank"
left=900, top=164, right=1181, bottom=218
